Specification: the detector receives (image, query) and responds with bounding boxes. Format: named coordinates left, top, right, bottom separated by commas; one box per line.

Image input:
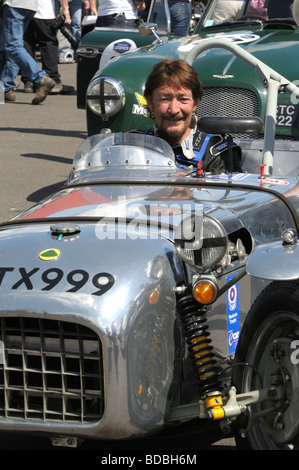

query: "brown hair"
left=144, top=59, right=203, bottom=102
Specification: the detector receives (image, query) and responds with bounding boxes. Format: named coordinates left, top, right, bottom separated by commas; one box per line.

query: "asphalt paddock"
left=0, top=61, right=86, bottom=223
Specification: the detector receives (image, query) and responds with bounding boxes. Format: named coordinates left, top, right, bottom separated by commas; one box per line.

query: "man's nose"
left=168, top=98, right=180, bottom=114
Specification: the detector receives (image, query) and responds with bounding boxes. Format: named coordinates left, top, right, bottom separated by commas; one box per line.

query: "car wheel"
left=233, top=280, right=299, bottom=450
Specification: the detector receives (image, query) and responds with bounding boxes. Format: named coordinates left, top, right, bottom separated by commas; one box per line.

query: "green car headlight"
left=86, top=77, right=125, bottom=120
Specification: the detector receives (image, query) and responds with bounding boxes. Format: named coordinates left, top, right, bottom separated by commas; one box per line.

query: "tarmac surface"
left=0, top=61, right=237, bottom=452
left=0, top=61, right=86, bottom=223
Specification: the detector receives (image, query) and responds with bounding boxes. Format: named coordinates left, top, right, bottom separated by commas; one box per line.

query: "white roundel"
left=211, top=33, right=261, bottom=44
left=228, top=285, right=238, bottom=311
left=99, top=39, right=137, bottom=70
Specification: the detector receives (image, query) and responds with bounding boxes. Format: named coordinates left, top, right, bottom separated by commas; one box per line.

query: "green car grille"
left=197, top=87, right=259, bottom=136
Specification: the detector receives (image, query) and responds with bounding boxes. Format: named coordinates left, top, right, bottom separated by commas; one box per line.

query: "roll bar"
left=181, top=38, right=299, bottom=175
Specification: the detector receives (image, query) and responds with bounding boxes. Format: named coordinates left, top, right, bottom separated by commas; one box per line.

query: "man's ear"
left=146, top=96, right=154, bottom=113
left=192, top=98, right=199, bottom=112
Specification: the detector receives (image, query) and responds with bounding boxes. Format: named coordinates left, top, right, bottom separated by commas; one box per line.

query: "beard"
left=158, top=127, right=185, bottom=147
left=157, top=114, right=191, bottom=147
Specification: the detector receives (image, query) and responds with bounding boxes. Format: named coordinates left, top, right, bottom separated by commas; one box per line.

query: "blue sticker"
left=226, top=274, right=240, bottom=355
left=113, top=41, right=132, bottom=53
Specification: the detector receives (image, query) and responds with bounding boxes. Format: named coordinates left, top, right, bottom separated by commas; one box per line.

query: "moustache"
left=162, top=114, right=186, bottom=122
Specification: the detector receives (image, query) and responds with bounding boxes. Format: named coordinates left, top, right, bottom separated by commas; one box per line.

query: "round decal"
left=39, top=248, right=61, bottom=261
left=261, top=178, right=289, bottom=185
left=228, top=285, right=238, bottom=311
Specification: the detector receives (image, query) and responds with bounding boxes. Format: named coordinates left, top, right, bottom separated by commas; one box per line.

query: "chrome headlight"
left=175, top=215, right=228, bottom=271
left=86, top=76, right=125, bottom=120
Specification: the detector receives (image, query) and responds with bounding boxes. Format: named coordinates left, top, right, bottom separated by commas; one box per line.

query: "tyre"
left=233, top=280, right=299, bottom=450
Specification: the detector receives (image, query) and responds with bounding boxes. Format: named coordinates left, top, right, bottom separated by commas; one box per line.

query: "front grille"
left=0, top=317, right=104, bottom=423
left=198, top=87, right=259, bottom=117
left=197, top=87, right=260, bottom=138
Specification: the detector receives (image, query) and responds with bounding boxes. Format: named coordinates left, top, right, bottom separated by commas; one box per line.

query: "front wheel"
left=233, top=281, right=299, bottom=450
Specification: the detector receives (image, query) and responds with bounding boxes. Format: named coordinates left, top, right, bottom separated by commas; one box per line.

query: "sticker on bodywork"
left=132, top=92, right=150, bottom=116
left=226, top=273, right=240, bottom=355
left=39, top=248, right=61, bottom=260
left=260, top=178, right=289, bottom=185
left=177, top=34, right=260, bottom=52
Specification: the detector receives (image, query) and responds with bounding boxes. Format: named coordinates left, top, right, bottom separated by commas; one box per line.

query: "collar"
left=153, top=124, right=197, bottom=160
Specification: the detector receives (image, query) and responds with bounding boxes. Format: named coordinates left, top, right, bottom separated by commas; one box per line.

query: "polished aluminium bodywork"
left=0, top=130, right=299, bottom=445
left=1, top=41, right=299, bottom=449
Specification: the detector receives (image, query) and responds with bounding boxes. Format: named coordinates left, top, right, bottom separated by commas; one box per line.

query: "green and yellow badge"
left=39, top=248, right=61, bottom=261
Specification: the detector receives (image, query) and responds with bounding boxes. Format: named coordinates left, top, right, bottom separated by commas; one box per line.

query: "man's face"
left=146, top=83, right=198, bottom=146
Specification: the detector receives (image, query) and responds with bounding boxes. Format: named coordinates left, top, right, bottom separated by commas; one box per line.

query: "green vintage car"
left=77, top=0, right=207, bottom=109
left=77, top=0, right=171, bottom=109
left=83, top=0, right=299, bottom=176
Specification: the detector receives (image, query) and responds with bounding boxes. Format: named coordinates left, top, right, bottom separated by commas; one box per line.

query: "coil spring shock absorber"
left=177, top=293, right=225, bottom=420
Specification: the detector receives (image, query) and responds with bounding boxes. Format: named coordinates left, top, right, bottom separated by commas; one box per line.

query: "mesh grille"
left=197, top=87, right=259, bottom=118
left=0, top=317, right=104, bottom=423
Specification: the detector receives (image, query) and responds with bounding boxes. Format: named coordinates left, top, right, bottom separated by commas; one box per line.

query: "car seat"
left=267, top=0, right=293, bottom=19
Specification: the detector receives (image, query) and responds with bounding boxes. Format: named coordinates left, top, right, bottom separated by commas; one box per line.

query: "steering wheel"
left=237, top=14, right=268, bottom=21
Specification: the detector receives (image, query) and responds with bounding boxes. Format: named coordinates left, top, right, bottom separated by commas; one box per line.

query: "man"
left=95, top=0, right=146, bottom=27
left=1, top=0, right=70, bottom=104
left=22, top=0, right=73, bottom=95
left=0, top=1, right=19, bottom=101
left=142, top=59, right=242, bottom=173
left=211, top=0, right=245, bottom=24
left=168, top=1, right=192, bottom=36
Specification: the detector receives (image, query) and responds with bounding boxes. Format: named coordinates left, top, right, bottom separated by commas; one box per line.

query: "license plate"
left=276, top=104, right=298, bottom=127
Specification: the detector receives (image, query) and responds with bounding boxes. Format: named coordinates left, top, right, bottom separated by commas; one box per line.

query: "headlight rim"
left=86, top=76, right=125, bottom=119
left=174, top=214, right=228, bottom=271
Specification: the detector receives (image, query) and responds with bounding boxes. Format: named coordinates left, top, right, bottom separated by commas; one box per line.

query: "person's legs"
left=169, top=1, right=192, bottom=36
left=2, top=6, right=46, bottom=85
left=23, top=19, right=37, bottom=58
left=0, top=17, right=5, bottom=74
left=22, top=18, right=37, bottom=89
left=35, top=18, right=61, bottom=83
left=0, top=16, right=19, bottom=93
left=68, top=0, right=82, bottom=43
left=3, top=6, right=55, bottom=104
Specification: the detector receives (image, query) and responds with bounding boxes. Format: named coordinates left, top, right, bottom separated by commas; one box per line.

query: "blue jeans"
left=0, top=17, right=19, bottom=92
left=2, top=6, right=46, bottom=88
left=68, top=0, right=82, bottom=43
left=168, top=1, right=192, bottom=36
left=55, top=0, right=82, bottom=43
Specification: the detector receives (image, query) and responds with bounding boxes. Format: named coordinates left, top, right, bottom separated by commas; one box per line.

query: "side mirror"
left=138, top=22, right=163, bottom=43
left=138, top=22, right=158, bottom=36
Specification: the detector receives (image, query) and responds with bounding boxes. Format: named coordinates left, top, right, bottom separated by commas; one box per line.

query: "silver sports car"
left=0, top=39, right=299, bottom=450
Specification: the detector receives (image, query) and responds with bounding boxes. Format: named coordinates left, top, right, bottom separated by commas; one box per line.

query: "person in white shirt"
left=96, top=0, right=146, bottom=27
left=211, top=0, right=245, bottom=24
